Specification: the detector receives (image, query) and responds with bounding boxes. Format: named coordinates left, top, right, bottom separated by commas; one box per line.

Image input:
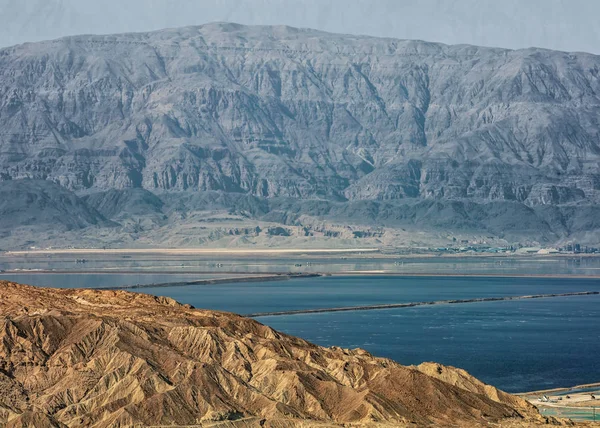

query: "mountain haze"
left=1, top=23, right=600, bottom=248
left=2, top=0, right=600, bottom=53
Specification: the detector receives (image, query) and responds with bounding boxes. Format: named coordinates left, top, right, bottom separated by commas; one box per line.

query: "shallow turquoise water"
left=540, top=406, right=599, bottom=421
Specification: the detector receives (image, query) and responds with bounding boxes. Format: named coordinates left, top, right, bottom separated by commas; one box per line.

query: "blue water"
left=0, top=273, right=225, bottom=289
left=4, top=273, right=600, bottom=392
left=258, top=296, right=600, bottom=392
left=3, top=254, right=600, bottom=275
left=140, top=275, right=600, bottom=392
left=138, top=275, right=600, bottom=315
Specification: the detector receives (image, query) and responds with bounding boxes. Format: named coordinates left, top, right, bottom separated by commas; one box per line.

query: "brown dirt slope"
left=0, top=281, right=560, bottom=427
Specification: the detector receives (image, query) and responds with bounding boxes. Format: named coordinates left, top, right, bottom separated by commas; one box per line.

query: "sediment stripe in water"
left=246, top=291, right=600, bottom=317
left=95, top=273, right=321, bottom=290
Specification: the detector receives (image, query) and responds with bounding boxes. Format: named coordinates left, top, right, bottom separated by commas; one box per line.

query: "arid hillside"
left=0, top=281, right=566, bottom=427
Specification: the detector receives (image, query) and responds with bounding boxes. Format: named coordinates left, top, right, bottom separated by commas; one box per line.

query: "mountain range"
left=1, top=23, right=600, bottom=248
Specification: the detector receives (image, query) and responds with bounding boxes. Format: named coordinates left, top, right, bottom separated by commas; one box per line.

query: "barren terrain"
left=0, top=280, right=575, bottom=427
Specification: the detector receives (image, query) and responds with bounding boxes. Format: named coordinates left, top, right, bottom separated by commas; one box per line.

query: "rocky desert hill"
left=0, top=280, right=561, bottom=427
left=1, top=23, right=600, bottom=248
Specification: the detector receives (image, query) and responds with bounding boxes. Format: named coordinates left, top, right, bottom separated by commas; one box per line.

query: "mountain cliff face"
left=1, top=23, right=600, bottom=246
left=2, top=22, right=600, bottom=202
left=0, top=179, right=109, bottom=230
left=0, top=281, right=553, bottom=427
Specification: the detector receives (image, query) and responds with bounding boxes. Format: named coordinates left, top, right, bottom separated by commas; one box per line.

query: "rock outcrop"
left=0, top=280, right=554, bottom=427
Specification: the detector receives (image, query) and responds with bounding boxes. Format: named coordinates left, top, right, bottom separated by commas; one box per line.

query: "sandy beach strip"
left=331, top=272, right=600, bottom=279
left=5, top=248, right=379, bottom=256
left=518, top=382, right=600, bottom=396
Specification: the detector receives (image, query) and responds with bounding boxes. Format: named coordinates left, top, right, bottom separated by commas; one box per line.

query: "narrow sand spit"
left=6, top=247, right=379, bottom=255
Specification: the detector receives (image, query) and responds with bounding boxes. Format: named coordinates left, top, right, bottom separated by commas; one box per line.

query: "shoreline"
left=3, top=270, right=600, bottom=279
left=3, top=248, right=380, bottom=256
left=519, top=383, right=600, bottom=421
left=3, top=248, right=600, bottom=259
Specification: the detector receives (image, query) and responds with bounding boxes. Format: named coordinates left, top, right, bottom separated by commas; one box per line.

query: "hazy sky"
left=1, top=0, right=599, bottom=53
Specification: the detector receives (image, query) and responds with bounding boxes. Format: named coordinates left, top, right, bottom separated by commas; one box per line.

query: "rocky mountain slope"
left=0, top=179, right=109, bottom=230
left=1, top=23, right=600, bottom=247
left=0, top=280, right=557, bottom=427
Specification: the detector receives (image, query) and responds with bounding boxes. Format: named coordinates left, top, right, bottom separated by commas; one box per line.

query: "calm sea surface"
left=2, top=272, right=599, bottom=392
left=257, top=294, right=600, bottom=393
left=2, top=254, right=600, bottom=275
left=0, top=273, right=226, bottom=289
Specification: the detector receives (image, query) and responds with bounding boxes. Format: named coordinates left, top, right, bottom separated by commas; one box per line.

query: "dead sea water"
left=2, top=273, right=599, bottom=392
